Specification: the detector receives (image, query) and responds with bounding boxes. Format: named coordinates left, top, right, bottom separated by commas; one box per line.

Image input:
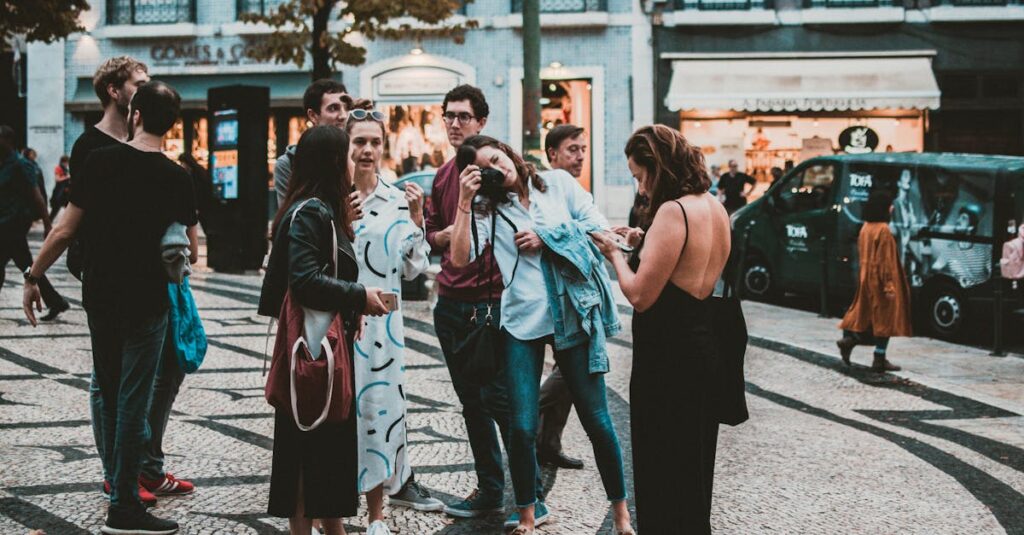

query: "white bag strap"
left=290, top=338, right=334, bottom=432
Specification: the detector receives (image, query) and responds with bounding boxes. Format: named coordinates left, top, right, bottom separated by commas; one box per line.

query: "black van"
left=730, top=153, right=1024, bottom=340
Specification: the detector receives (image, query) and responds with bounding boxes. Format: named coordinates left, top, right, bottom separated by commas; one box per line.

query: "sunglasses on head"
left=348, top=109, right=387, bottom=122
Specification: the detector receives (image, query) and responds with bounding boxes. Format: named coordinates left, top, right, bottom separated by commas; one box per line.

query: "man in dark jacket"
left=0, top=126, right=67, bottom=320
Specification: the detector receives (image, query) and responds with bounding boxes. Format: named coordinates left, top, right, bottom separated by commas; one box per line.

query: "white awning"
left=665, top=55, right=941, bottom=113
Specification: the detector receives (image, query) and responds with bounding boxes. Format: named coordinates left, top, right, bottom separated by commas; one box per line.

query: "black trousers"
left=0, top=231, right=67, bottom=310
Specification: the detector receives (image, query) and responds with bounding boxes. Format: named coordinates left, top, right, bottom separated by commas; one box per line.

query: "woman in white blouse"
left=450, top=135, right=634, bottom=535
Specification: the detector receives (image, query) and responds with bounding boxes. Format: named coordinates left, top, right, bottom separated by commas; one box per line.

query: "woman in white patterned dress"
left=346, top=102, right=434, bottom=535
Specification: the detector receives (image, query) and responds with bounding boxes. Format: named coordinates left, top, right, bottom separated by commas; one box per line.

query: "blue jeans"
left=434, top=296, right=543, bottom=501
left=504, top=331, right=626, bottom=508
left=88, top=310, right=169, bottom=511
left=141, top=326, right=186, bottom=480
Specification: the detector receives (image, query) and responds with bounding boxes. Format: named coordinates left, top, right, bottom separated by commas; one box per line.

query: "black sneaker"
left=39, top=301, right=70, bottom=322
left=390, top=479, right=445, bottom=512
left=443, top=489, right=504, bottom=518
left=101, top=506, right=178, bottom=534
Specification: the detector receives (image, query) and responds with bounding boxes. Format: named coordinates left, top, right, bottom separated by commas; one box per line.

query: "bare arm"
left=29, top=203, right=83, bottom=278
left=30, top=186, right=52, bottom=233
left=596, top=202, right=685, bottom=312
left=187, top=224, right=199, bottom=264
left=450, top=165, right=482, bottom=268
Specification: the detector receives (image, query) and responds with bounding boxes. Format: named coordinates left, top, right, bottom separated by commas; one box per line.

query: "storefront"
left=662, top=52, right=940, bottom=190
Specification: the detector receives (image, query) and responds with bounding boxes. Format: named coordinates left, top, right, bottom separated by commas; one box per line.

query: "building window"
left=802, top=0, right=897, bottom=7
left=941, top=0, right=1010, bottom=5
left=675, top=0, right=772, bottom=9
left=511, top=0, right=607, bottom=12
left=236, top=0, right=290, bottom=16
left=107, top=0, right=195, bottom=25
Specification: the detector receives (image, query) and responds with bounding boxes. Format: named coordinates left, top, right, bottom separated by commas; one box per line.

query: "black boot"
left=871, top=354, right=901, bottom=373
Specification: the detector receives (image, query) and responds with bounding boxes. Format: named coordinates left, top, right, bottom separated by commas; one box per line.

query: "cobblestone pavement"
left=1, top=259, right=1023, bottom=534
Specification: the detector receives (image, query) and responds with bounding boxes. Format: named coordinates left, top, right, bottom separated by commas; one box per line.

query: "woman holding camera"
left=450, top=135, right=634, bottom=535
left=260, top=125, right=390, bottom=535
left=590, top=125, right=730, bottom=534
left=345, top=101, right=437, bottom=535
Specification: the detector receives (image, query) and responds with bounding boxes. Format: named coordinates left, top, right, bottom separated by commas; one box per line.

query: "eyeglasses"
left=348, top=109, right=387, bottom=122
left=443, top=111, right=477, bottom=124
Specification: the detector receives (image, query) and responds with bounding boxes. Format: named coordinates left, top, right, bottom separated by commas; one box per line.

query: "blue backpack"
left=168, top=277, right=207, bottom=373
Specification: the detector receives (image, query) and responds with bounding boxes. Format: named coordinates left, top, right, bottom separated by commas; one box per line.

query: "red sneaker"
left=102, top=480, right=158, bottom=506
left=139, top=472, right=195, bottom=496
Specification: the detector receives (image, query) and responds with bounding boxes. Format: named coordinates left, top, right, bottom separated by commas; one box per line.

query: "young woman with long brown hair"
left=450, top=135, right=634, bottom=535
left=259, top=124, right=389, bottom=535
left=591, top=124, right=730, bottom=534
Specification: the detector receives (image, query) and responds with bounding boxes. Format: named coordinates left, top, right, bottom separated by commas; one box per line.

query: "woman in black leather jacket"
left=259, top=125, right=389, bottom=535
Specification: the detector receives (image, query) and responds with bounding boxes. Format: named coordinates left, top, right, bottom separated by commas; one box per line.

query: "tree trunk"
left=311, top=3, right=332, bottom=81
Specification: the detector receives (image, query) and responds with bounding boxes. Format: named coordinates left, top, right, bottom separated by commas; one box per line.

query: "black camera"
left=456, top=144, right=509, bottom=207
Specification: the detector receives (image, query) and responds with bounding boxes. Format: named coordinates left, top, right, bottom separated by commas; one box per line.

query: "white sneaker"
left=367, top=520, right=392, bottom=535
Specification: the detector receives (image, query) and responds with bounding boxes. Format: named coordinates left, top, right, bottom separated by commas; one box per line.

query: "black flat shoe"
left=538, top=449, right=584, bottom=470
left=40, top=301, right=70, bottom=322
left=836, top=337, right=855, bottom=366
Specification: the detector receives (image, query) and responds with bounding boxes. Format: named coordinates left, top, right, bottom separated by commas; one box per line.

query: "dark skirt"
left=631, top=283, right=719, bottom=534
left=267, top=409, right=359, bottom=519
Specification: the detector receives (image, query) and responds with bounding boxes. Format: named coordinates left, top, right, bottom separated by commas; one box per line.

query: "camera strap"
left=469, top=207, right=521, bottom=312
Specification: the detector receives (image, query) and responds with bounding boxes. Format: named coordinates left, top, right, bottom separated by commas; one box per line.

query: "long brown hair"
left=624, top=125, right=710, bottom=228
left=271, top=125, right=354, bottom=240
left=460, top=135, right=546, bottom=205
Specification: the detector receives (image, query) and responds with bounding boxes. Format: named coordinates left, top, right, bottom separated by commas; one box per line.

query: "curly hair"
left=93, top=56, right=148, bottom=106
left=624, top=125, right=710, bottom=228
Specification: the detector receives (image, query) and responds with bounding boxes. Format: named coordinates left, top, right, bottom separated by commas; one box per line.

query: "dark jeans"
left=88, top=310, right=169, bottom=512
left=504, top=332, right=626, bottom=507
left=537, top=366, right=573, bottom=455
left=0, top=231, right=67, bottom=310
left=433, top=296, right=543, bottom=502
left=843, top=330, right=891, bottom=354
left=141, top=326, right=186, bottom=480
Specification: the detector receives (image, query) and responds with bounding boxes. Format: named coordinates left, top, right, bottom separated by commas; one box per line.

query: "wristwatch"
left=23, top=268, right=40, bottom=285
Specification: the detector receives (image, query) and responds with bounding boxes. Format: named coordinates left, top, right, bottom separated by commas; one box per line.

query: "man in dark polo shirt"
left=427, top=85, right=526, bottom=520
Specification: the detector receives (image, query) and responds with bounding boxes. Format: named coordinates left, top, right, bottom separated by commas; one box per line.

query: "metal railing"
left=107, top=0, right=195, bottom=24
left=941, top=0, right=1011, bottom=5
left=802, top=0, right=899, bottom=7
left=675, top=0, right=773, bottom=9
left=511, top=0, right=608, bottom=12
left=236, top=0, right=290, bottom=16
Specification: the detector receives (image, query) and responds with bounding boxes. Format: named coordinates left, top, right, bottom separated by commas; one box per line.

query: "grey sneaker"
left=444, top=489, right=504, bottom=518
left=389, top=479, right=445, bottom=512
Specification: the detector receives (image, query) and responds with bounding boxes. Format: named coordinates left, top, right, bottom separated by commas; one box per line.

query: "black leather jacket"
left=258, top=198, right=366, bottom=321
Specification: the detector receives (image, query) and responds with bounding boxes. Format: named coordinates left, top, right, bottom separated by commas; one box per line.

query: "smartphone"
left=380, top=291, right=399, bottom=312
left=588, top=230, right=634, bottom=253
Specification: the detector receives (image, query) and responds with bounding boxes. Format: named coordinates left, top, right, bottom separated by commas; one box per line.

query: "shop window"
left=107, top=0, right=195, bottom=25
left=776, top=164, right=835, bottom=213
left=511, top=0, right=607, bottom=12
left=540, top=79, right=593, bottom=191
left=237, top=0, right=290, bottom=16
left=377, top=104, right=452, bottom=182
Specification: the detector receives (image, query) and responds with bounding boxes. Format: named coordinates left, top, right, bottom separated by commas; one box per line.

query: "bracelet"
left=458, top=203, right=471, bottom=214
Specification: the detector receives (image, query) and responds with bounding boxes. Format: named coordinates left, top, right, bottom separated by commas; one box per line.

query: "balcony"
left=511, top=0, right=608, bottom=12
left=107, top=0, right=195, bottom=25
left=675, top=0, right=773, bottom=9
left=236, top=0, right=290, bottom=16
left=802, top=0, right=898, bottom=6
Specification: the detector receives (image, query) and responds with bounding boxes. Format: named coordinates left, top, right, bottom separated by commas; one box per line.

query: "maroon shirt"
left=426, top=158, right=502, bottom=302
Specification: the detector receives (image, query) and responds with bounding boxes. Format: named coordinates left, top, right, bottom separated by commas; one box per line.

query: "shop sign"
left=838, top=126, right=879, bottom=154
left=741, top=98, right=870, bottom=111
left=376, top=69, right=461, bottom=97
left=149, top=42, right=268, bottom=67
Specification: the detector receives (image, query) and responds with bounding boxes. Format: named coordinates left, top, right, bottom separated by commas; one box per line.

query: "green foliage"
left=239, top=0, right=477, bottom=77
left=0, top=0, right=89, bottom=45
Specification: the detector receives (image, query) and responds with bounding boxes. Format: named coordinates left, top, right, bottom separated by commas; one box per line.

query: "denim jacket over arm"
left=536, top=221, right=622, bottom=374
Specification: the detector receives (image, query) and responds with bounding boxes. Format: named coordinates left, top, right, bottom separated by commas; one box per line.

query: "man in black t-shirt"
left=717, top=159, right=757, bottom=213
left=25, top=81, right=194, bottom=534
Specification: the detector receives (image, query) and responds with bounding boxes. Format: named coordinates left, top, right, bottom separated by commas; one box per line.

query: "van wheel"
left=926, top=282, right=966, bottom=340
left=742, top=256, right=777, bottom=301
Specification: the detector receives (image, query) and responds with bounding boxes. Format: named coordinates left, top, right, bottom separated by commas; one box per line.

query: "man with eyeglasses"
left=427, top=85, right=537, bottom=522
left=273, top=79, right=351, bottom=207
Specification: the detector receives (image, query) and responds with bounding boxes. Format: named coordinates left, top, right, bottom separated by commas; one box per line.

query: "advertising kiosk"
left=205, top=85, right=269, bottom=272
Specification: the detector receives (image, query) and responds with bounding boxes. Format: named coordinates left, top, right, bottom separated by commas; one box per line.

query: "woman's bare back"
left=667, top=193, right=731, bottom=299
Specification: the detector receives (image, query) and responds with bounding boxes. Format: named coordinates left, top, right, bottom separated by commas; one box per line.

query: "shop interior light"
left=411, top=40, right=424, bottom=55
left=549, top=83, right=557, bottom=91
left=550, top=61, right=563, bottom=69
left=813, top=120, right=819, bottom=127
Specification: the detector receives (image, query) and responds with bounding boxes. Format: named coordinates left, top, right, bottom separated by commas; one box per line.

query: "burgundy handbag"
left=264, top=200, right=353, bottom=430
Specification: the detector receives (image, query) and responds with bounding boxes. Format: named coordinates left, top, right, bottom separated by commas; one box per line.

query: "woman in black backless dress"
left=592, top=125, right=731, bottom=534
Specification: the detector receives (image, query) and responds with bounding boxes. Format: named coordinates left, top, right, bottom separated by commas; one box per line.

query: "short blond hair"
left=93, top=56, right=148, bottom=106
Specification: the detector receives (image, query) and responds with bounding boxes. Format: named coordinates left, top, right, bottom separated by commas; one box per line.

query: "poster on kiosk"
left=206, top=85, right=269, bottom=272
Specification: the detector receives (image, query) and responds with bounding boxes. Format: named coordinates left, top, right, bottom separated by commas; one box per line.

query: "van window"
left=776, top=164, right=835, bottom=212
